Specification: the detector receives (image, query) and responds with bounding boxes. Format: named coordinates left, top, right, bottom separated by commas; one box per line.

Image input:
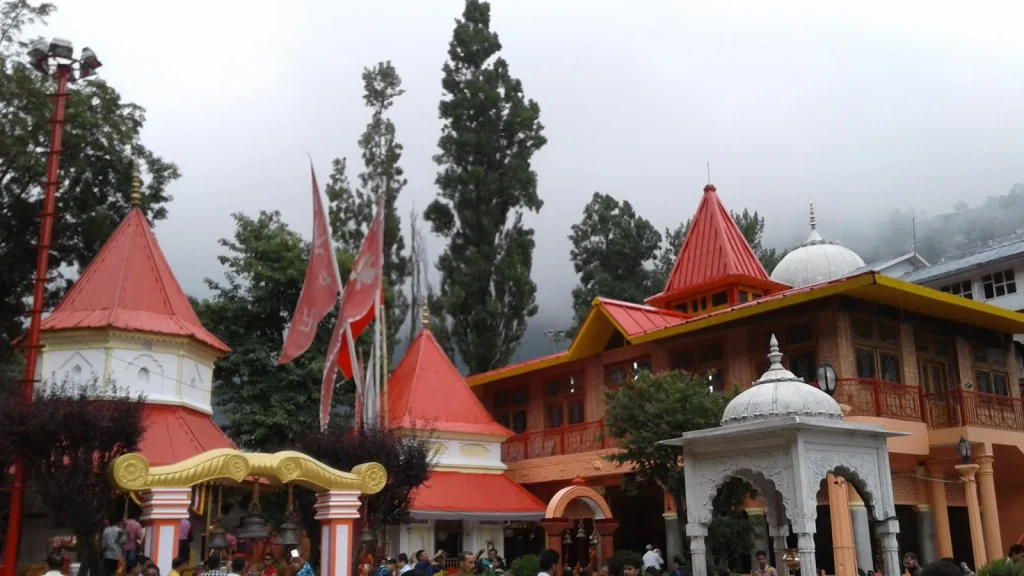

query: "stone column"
left=925, top=463, right=953, bottom=558
left=594, top=519, right=619, bottom=563
left=848, top=485, right=873, bottom=573
left=664, top=490, right=682, bottom=566
left=768, top=525, right=790, bottom=576
left=828, top=475, right=856, bottom=576
left=140, top=488, right=192, bottom=576
left=976, top=454, right=1003, bottom=561
left=796, top=534, right=817, bottom=576
left=874, top=519, right=901, bottom=576
left=314, top=490, right=362, bottom=576
left=745, top=502, right=769, bottom=571
left=541, top=519, right=571, bottom=574
left=913, top=466, right=938, bottom=564
left=956, top=464, right=987, bottom=567
left=686, top=524, right=708, bottom=576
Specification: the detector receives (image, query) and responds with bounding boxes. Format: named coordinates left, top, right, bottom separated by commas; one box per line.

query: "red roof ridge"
left=597, top=297, right=688, bottom=318
left=388, top=328, right=512, bottom=437
left=39, top=209, right=229, bottom=352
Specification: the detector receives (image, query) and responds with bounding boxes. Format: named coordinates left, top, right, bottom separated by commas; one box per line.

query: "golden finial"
left=130, top=160, right=142, bottom=208
left=421, top=302, right=430, bottom=328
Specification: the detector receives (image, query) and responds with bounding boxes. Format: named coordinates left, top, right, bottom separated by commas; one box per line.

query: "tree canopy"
left=424, top=0, right=547, bottom=374
left=603, top=370, right=753, bottom=571
left=0, top=0, right=178, bottom=374
left=195, top=210, right=354, bottom=451
left=568, top=192, right=662, bottom=331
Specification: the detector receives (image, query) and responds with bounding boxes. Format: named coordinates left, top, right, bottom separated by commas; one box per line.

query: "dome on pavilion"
left=770, top=201, right=865, bottom=288
left=721, top=335, right=842, bottom=426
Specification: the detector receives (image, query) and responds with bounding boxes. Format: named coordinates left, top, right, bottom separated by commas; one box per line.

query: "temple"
left=470, top=183, right=1024, bottom=571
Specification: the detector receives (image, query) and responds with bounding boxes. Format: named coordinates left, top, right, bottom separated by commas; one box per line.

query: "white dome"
left=722, top=335, right=842, bottom=426
left=770, top=202, right=865, bottom=288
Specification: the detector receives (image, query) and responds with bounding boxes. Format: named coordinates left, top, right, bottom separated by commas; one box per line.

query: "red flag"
left=336, top=194, right=386, bottom=379
left=278, top=165, right=341, bottom=365
left=320, top=311, right=346, bottom=431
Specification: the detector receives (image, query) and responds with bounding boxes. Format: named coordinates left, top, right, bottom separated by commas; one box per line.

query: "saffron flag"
left=278, top=164, right=341, bottom=365
left=335, top=193, right=386, bottom=380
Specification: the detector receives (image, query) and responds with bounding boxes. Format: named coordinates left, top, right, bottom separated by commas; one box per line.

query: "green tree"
left=195, top=211, right=354, bottom=451
left=603, top=370, right=753, bottom=571
left=654, top=210, right=780, bottom=288
left=425, top=0, right=547, bottom=374
left=0, top=0, right=178, bottom=373
left=569, top=192, right=662, bottom=330
left=324, top=62, right=410, bottom=361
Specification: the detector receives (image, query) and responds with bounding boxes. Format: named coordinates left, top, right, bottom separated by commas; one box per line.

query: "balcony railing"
left=834, top=378, right=924, bottom=422
left=925, top=388, right=1024, bottom=431
left=502, top=420, right=609, bottom=463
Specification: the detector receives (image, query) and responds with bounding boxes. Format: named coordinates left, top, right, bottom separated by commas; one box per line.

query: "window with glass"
left=544, top=375, right=585, bottom=428
left=939, top=281, right=973, bottom=300
left=752, top=323, right=817, bottom=384
left=493, top=387, right=528, bottom=434
left=981, top=269, right=1017, bottom=300
left=914, top=329, right=958, bottom=394
left=852, top=317, right=902, bottom=383
left=672, top=341, right=726, bottom=392
left=605, top=358, right=652, bottom=390
left=972, top=341, right=1010, bottom=396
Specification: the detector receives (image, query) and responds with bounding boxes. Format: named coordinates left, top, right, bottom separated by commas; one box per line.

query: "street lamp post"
left=2, top=37, right=101, bottom=576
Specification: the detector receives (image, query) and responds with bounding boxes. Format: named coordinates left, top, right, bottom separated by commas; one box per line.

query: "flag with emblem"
left=278, top=163, right=342, bottom=365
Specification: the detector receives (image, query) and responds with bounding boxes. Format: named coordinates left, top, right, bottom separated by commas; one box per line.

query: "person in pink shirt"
left=123, top=517, right=143, bottom=565
left=178, top=518, right=191, bottom=561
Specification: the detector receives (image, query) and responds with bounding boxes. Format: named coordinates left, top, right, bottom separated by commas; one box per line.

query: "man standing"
left=102, top=521, right=122, bottom=576
left=538, top=550, right=560, bottom=576
left=642, top=546, right=659, bottom=571
left=457, top=552, right=477, bottom=576
left=178, top=518, right=191, bottom=561
left=902, top=553, right=922, bottom=576
left=398, top=553, right=413, bottom=574
left=123, top=516, right=143, bottom=566
left=753, top=551, right=777, bottom=576
left=287, top=550, right=315, bottom=576
left=203, top=554, right=230, bottom=576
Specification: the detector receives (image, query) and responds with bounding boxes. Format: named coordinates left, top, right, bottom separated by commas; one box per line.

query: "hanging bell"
left=360, top=527, right=375, bottom=544
left=238, top=512, right=269, bottom=540
left=276, top=517, right=301, bottom=548
left=207, top=525, right=230, bottom=552
left=588, top=531, right=599, bottom=545
left=562, top=530, right=572, bottom=545
left=575, top=523, right=586, bottom=539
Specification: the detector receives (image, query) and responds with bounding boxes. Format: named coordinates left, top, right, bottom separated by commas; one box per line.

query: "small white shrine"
left=662, top=336, right=905, bottom=576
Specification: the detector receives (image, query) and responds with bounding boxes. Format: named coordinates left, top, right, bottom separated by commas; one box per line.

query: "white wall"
left=923, top=261, right=1024, bottom=312
left=424, top=437, right=507, bottom=472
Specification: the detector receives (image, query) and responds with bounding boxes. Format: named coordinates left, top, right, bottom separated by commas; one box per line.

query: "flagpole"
left=346, top=323, right=363, bottom=425
left=380, top=299, right=388, bottom=427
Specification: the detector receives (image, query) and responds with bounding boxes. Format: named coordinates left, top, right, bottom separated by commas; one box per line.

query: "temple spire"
left=809, top=200, right=816, bottom=230
left=130, top=160, right=142, bottom=208
left=421, top=302, right=429, bottom=328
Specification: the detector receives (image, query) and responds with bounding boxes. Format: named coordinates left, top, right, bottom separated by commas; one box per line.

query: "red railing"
left=834, top=378, right=924, bottom=422
left=502, top=420, right=608, bottom=463
left=924, top=388, right=1024, bottom=431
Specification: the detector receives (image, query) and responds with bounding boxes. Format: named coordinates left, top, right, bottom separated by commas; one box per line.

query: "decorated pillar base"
left=315, top=490, right=362, bottom=576
left=796, top=533, right=817, bottom=576
left=140, top=488, right=192, bottom=576
left=874, top=519, right=901, bottom=576
left=768, top=524, right=790, bottom=576
left=686, top=524, right=708, bottom=576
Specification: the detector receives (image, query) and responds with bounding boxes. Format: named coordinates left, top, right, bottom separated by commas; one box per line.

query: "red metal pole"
left=2, top=63, right=71, bottom=576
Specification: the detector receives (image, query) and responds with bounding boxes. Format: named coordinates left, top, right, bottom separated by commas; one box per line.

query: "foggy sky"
left=45, top=1, right=1024, bottom=327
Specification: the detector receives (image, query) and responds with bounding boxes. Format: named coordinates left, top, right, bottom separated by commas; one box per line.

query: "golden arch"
left=545, top=484, right=613, bottom=520
left=109, top=448, right=386, bottom=494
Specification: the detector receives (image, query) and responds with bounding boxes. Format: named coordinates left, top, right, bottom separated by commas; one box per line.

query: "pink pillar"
left=315, top=490, right=362, bottom=576
left=140, top=488, right=191, bottom=576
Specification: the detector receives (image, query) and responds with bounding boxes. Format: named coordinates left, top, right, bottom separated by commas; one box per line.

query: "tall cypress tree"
left=425, top=0, right=547, bottom=374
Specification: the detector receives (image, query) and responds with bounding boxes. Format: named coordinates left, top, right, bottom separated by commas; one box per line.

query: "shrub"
left=509, top=555, right=540, bottom=576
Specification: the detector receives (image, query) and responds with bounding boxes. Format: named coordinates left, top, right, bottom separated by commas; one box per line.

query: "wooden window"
left=672, top=341, right=726, bottom=392
left=981, top=269, right=1017, bottom=300
left=753, top=323, right=816, bottom=384
left=544, top=375, right=585, bottom=428
left=939, top=280, right=973, bottom=300
left=493, top=387, right=528, bottom=434
left=674, top=302, right=688, bottom=314
left=605, top=358, right=651, bottom=390
left=972, top=341, right=1010, bottom=396
left=914, top=330, right=958, bottom=394
left=738, top=291, right=749, bottom=304
left=852, top=317, right=902, bottom=383
left=711, top=291, right=728, bottom=307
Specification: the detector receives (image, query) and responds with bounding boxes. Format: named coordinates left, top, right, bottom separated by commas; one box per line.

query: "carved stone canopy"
left=109, top=448, right=387, bottom=494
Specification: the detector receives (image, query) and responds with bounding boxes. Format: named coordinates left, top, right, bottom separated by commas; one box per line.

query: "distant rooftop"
left=901, top=238, right=1024, bottom=284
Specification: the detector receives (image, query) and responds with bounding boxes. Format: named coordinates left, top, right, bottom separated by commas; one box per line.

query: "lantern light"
left=816, top=358, right=838, bottom=396
left=958, top=436, right=972, bottom=464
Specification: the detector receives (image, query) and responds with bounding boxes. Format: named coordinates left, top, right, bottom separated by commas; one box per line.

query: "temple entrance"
left=606, top=483, right=665, bottom=558
left=540, top=478, right=618, bottom=571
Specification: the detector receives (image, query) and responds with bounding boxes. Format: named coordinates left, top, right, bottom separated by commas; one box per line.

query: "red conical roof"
left=648, top=184, right=783, bottom=307
left=40, top=209, right=229, bottom=352
left=388, top=327, right=511, bottom=437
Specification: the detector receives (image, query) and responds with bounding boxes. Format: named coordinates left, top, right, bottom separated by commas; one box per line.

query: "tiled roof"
left=409, top=471, right=545, bottom=517
left=39, top=209, right=229, bottom=352
left=598, top=298, right=688, bottom=337
left=140, top=404, right=235, bottom=466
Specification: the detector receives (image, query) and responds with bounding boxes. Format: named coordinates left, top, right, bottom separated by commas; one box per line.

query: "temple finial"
left=809, top=200, right=816, bottom=230
left=421, top=302, right=429, bottom=328
left=767, top=334, right=784, bottom=368
left=130, top=160, right=142, bottom=208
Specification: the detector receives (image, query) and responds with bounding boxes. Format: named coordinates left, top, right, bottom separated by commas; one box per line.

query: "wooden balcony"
left=834, top=378, right=924, bottom=422
left=924, top=388, right=1024, bottom=431
left=501, top=420, right=610, bottom=463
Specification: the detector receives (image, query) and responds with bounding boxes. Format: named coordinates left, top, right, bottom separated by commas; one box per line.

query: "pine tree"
left=425, top=0, right=547, bottom=374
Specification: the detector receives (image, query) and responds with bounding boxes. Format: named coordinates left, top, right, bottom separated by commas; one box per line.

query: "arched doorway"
left=540, top=477, right=618, bottom=570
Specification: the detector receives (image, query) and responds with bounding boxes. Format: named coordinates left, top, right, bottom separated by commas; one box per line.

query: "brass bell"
left=208, top=525, right=230, bottom=552
left=276, top=516, right=301, bottom=548
left=238, top=513, right=269, bottom=540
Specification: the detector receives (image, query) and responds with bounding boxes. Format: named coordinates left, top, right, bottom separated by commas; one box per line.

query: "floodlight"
left=79, top=47, right=101, bottom=77
left=49, top=38, right=73, bottom=60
